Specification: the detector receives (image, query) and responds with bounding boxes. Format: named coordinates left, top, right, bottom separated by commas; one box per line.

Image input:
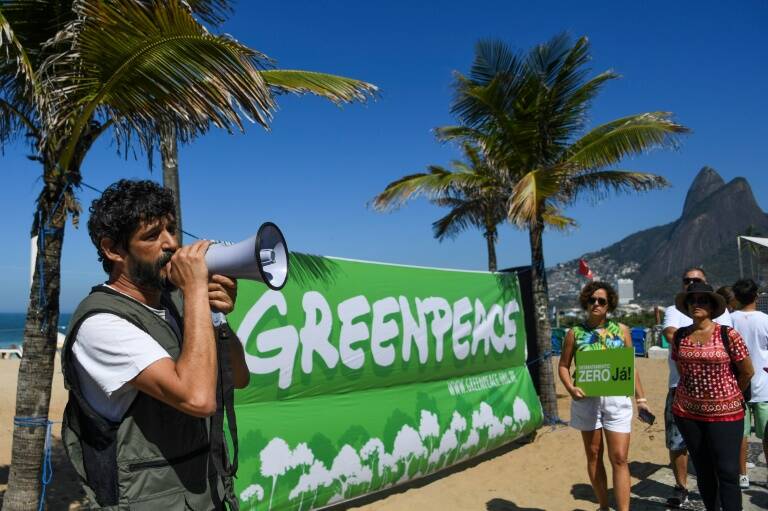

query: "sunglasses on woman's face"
left=587, top=297, right=608, bottom=306
left=683, top=277, right=704, bottom=285
left=686, top=295, right=711, bottom=307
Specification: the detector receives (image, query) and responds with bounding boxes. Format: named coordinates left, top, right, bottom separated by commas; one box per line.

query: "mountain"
left=547, top=167, right=768, bottom=307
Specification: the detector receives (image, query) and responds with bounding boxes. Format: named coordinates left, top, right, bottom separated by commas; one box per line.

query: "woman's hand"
left=569, top=386, right=586, bottom=400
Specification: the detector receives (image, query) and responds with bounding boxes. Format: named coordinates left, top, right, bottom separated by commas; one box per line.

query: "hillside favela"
left=0, top=2, right=766, bottom=511
left=549, top=167, right=768, bottom=314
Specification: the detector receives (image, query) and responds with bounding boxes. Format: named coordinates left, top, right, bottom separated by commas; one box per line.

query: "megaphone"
left=205, top=222, right=289, bottom=290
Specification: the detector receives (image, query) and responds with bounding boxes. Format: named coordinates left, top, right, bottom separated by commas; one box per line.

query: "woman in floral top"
left=559, top=281, right=651, bottom=511
left=671, top=282, right=754, bottom=511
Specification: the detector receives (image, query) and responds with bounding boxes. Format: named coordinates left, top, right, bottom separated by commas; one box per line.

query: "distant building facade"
left=617, top=278, right=634, bottom=304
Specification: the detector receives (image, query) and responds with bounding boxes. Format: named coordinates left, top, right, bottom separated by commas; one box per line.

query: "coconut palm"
left=0, top=2, right=374, bottom=509
left=160, top=2, right=379, bottom=244
left=161, top=66, right=380, bottom=243
left=438, top=35, right=689, bottom=422
left=373, top=141, right=510, bottom=271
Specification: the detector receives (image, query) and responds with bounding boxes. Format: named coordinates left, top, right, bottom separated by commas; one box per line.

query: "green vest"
left=61, top=286, right=231, bottom=510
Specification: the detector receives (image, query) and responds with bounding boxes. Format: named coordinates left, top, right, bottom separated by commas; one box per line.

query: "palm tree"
left=439, top=35, right=689, bottom=421
left=373, top=141, right=510, bottom=271
left=0, top=2, right=373, bottom=509
left=159, top=2, right=379, bottom=244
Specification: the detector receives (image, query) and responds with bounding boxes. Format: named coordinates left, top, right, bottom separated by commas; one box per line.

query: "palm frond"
left=372, top=165, right=481, bottom=211
left=541, top=202, right=576, bottom=230
left=565, top=112, right=690, bottom=170
left=561, top=170, right=669, bottom=204
left=526, top=36, right=622, bottom=159
left=181, top=0, right=232, bottom=25
left=0, top=97, right=39, bottom=142
left=431, top=199, right=481, bottom=240
left=260, top=69, right=377, bottom=104
left=45, top=0, right=276, bottom=171
left=506, top=168, right=563, bottom=227
left=0, top=5, right=38, bottom=97
left=469, top=38, right=525, bottom=85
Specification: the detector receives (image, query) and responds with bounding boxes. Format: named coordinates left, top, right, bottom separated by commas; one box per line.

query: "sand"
left=0, top=356, right=673, bottom=510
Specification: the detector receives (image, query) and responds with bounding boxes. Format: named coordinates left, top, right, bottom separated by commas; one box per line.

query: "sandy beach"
left=0, top=355, right=688, bottom=511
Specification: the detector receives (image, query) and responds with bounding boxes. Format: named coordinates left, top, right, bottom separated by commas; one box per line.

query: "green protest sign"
left=574, top=347, right=635, bottom=397
left=228, top=254, right=543, bottom=510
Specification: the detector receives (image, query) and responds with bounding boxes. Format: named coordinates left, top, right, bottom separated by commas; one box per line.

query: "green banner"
left=229, top=254, right=542, bottom=510
left=574, top=347, right=635, bottom=397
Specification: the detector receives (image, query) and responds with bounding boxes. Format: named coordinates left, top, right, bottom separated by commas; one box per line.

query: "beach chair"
left=630, top=327, right=648, bottom=357
left=551, top=327, right=566, bottom=355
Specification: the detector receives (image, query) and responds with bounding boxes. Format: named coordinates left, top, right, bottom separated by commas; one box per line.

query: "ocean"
left=0, top=312, right=72, bottom=349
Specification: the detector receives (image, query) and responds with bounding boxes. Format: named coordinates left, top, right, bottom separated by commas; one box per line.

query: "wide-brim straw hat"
left=675, top=281, right=727, bottom=318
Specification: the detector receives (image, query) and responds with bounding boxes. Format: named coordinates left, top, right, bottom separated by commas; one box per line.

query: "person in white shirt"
left=63, top=179, right=250, bottom=508
left=731, top=278, right=768, bottom=489
left=662, top=267, right=732, bottom=508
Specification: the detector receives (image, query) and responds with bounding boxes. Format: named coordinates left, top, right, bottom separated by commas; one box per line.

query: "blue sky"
left=1, top=0, right=766, bottom=312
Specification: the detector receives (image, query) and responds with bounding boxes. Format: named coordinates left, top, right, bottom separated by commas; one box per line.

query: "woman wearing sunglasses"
left=671, top=282, right=754, bottom=511
left=559, top=281, right=651, bottom=511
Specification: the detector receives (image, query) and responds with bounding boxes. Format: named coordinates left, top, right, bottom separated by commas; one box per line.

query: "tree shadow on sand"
left=0, top=436, right=86, bottom=510
left=289, top=252, right=343, bottom=288
left=486, top=497, right=546, bottom=511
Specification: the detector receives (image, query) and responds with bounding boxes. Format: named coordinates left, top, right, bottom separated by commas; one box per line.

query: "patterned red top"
left=671, top=323, right=749, bottom=422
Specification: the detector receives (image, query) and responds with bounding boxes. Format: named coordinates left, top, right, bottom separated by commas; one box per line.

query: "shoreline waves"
left=0, top=312, right=71, bottom=349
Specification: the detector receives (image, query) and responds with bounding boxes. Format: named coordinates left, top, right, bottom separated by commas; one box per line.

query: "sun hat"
left=675, top=281, right=727, bottom=318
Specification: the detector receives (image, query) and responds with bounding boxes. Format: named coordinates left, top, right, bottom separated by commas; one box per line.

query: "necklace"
left=689, top=327, right=713, bottom=347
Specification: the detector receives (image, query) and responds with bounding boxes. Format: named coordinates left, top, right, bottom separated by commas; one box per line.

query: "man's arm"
left=132, top=240, right=218, bottom=417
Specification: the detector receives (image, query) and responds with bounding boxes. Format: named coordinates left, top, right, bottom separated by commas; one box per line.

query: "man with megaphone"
left=61, top=179, right=249, bottom=510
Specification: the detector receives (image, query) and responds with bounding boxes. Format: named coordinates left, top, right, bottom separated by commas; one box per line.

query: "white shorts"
left=570, top=396, right=633, bottom=433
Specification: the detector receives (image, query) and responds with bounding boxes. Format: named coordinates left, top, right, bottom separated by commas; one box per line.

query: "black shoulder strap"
left=209, top=322, right=240, bottom=510
left=673, top=325, right=692, bottom=348
left=720, top=324, right=731, bottom=353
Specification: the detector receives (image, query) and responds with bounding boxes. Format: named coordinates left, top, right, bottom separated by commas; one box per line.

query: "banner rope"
left=525, top=351, right=569, bottom=428
left=13, top=416, right=62, bottom=511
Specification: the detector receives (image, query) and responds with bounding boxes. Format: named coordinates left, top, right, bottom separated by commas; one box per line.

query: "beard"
left=129, top=250, right=176, bottom=291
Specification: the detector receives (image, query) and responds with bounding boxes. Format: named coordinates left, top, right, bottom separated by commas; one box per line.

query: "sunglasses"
left=587, top=297, right=608, bottom=306
left=683, top=277, right=704, bottom=285
left=686, top=295, right=712, bottom=307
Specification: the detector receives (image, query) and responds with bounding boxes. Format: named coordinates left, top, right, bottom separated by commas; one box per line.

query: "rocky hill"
left=547, top=167, right=768, bottom=307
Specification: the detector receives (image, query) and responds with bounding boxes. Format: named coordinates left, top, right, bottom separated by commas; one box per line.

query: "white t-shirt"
left=731, top=310, right=768, bottom=402
left=662, top=305, right=732, bottom=388
left=72, top=295, right=179, bottom=421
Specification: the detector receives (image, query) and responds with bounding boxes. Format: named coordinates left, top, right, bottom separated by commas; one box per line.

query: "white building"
left=617, top=278, right=634, bottom=304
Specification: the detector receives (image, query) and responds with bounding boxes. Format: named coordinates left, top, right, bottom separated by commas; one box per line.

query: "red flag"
left=578, top=258, right=594, bottom=279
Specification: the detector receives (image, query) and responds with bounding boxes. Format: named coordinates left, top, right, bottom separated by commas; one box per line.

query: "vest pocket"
left=121, top=445, right=210, bottom=504
left=127, top=487, right=186, bottom=510
left=127, top=444, right=210, bottom=472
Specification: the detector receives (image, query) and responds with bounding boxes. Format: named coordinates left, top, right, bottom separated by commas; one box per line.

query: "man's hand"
left=168, top=240, right=211, bottom=293
left=209, top=274, right=237, bottom=313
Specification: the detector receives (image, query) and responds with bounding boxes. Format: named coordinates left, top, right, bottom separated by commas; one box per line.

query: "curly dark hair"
left=578, top=281, right=619, bottom=312
left=88, top=179, right=176, bottom=273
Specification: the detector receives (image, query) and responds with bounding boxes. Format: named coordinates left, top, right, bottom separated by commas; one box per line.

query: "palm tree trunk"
left=160, top=125, right=182, bottom=245
left=527, top=217, right=559, bottom=424
left=3, top=195, right=66, bottom=511
left=485, top=230, right=497, bottom=272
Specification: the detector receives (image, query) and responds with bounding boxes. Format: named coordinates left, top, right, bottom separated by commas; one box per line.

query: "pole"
left=738, top=236, right=744, bottom=279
